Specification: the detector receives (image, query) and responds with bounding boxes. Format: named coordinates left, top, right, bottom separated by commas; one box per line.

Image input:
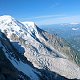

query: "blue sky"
left=0, top=0, right=80, bottom=25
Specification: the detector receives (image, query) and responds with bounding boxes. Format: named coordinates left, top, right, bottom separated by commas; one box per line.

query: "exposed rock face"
left=0, top=15, right=80, bottom=79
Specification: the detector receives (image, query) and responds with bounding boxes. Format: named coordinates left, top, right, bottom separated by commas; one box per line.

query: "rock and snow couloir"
left=0, top=15, right=80, bottom=79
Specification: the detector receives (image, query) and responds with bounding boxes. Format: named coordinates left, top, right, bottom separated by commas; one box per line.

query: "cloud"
left=35, top=15, right=80, bottom=25
left=21, top=15, right=80, bottom=25
left=24, top=14, right=65, bottom=20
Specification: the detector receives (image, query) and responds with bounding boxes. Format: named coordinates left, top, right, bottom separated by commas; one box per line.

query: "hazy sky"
left=0, top=0, right=80, bottom=25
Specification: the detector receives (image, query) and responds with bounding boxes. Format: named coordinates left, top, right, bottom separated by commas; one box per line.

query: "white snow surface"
left=0, top=15, right=80, bottom=79
left=22, top=22, right=36, bottom=28
left=72, top=28, right=79, bottom=30
left=0, top=15, right=21, bottom=34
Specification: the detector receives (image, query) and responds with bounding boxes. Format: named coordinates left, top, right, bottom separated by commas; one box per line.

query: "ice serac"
left=0, top=15, right=80, bottom=79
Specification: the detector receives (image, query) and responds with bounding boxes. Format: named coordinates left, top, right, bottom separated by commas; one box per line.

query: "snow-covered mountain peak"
left=0, top=15, right=37, bottom=33
left=0, top=15, right=80, bottom=79
left=22, top=21, right=36, bottom=28
left=0, top=15, right=18, bottom=28
left=0, top=15, right=24, bottom=29
left=0, top=15, right=13, bottom=19
left=22, top=21, right=38, bottom=34
left=0, top=15, right=15, bottom=23
left=72, top=27, right=79, bottom=30
left=0, top=15, right=39, bottom=41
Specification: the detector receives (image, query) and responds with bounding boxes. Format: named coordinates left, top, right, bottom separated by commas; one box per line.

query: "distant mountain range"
left=0, top=15, right=80, bottom=80
left=39, top=24, right=80, bottom=54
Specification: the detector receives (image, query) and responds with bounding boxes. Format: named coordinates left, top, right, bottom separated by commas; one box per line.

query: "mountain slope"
left=0, top=31, right=41, bottom=80
left=0, top=25, right=77, bottom=80
left=0, top=15, right=80, bottom=79
left=39, top=24, right=80, bottom=64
